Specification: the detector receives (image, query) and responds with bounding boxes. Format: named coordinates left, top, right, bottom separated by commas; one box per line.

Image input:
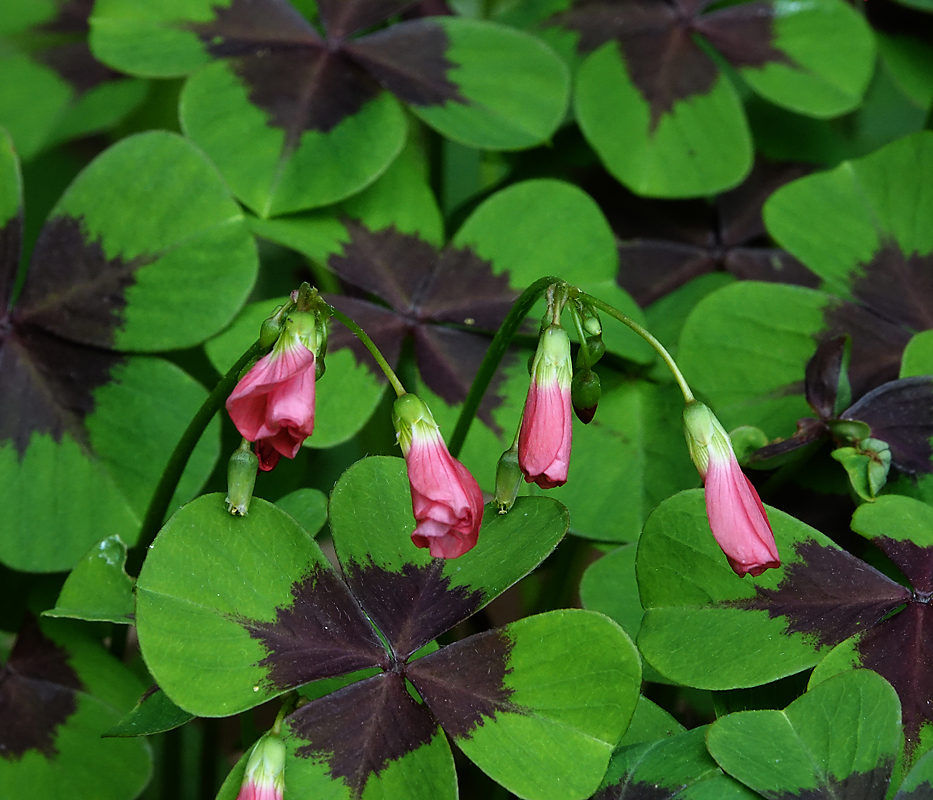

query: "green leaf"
left=50, top=131, right=258, bottom=350
left=895, top=745, right=933, bottom=799
left=707, top=670, right=901, bottom=799
left=575, top=42, right=752, bottom=198
left=764, top=131, right=933, bottom=300
left=44, top=535, right=135, bottom=624
left=901, top=330, right=933, bottom=378
left=90, top=0, right=222, bottom=77
left=678, top=281, right=827, bottom=437
left=616, top=695, right=684, bottom=748
left=329, top=456, right=571, bottom=654
left=0, top=617, right=152, bottom=800
left=735, top=0, right=875, bottom=118
left=877, top=32, right=933, bottom=111
left=136, top=493, right=385, bottom=716
left=637, top=489, right=857, bottom=688
left=275, top=488, right=327, bottom=538
left=597, top=727, right=759, bottom=800
left=0, top=54, right=72, bottom=162
left=405, top=18, right=569, bottom=150
left=104, top=686, right=195, bottom=738
left=411, top=609, right=641, bottom=800
left=0, top=356, right=219, bottom=572
left=180, top=64, right=407, bottom=217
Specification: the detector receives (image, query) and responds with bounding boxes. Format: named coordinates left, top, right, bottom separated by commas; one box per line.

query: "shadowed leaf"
left=842, top=377, right=933, bottom=473
left=693, top=2, right=792, bottom=71
left=35, top=41, right=123, bottom=96
left=0, top=614, right=82, bottom=761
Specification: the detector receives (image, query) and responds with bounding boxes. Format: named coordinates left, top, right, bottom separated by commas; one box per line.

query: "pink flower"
left=226, top=312, right=323, bottom=471
left=237, top=734, right=285, bottom=800
left=683, top=402, right=780, bottom=577
left=519, top=325, right=572, bottom=489
left=393, top=394, right=485, bottom=559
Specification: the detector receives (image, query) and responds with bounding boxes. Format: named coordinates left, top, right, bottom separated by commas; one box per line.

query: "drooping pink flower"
left=683, top=401, right=780, bottom=577
left=236, top=733, right=285, bottom=800
left=393, top=393, right=484, bottom=559
left=226, top=311, right=324, bottom=471
left=519, top=325, right=573, bottom=489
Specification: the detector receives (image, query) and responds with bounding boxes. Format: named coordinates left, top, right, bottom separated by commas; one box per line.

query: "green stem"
left=128, top=339, right=266, bottom=576
left=322, top=301, right=406, bottom=397
left=577, top=291, right=695, bottom=403
left=567, top=302, right=593, bottom=368
left=449, top=276, right=558, bottom=458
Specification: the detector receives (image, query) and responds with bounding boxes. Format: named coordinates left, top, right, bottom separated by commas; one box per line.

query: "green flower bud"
left=225, top=441, right=258, bottom=516
left=494, top=446, right=522, bottom=514
left=571, top=368, right=601, bottom=424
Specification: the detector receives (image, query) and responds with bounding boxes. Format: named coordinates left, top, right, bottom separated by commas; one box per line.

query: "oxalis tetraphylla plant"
left=126, top=278, right=783, bottom=800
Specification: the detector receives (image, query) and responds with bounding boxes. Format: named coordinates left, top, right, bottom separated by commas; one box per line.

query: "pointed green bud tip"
left=244, top=732, right=286, bottom=794
left=495, top=447, right=522, bottom=514
left=225, top=443, right=259, bottom=516
left=259, top=307, right=286, bottom=349
left=682, top=401, right=732, bottom=478
left=392, top=393, right=435, bottom=453
left=571, top=369, right=601, bottom=424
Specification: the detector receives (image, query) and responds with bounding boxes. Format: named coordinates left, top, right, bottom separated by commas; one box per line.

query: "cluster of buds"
left=222, top=281, right=780, bottom=577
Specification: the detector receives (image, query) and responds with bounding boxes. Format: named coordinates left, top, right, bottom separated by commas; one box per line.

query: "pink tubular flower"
left=683, top=402, right=780, bottom=577
left=237, top=733, right=285, bottom=800
left=393, top=393, right=484, bottom=559
left=226, top=311, right=324, bottom=471
left=519, top=325, right=573, bottom=489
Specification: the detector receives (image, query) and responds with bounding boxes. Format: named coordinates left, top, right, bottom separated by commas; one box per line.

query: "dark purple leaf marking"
left=344, top=560, right=485, bottom=659
left=596, top=160, right=812, bottom=306
left=327, top=221, right=517, bottom=424
left=746, top=417, right=825, bottom=464
left=344, top=19, right=467, bottom=107
left=14, top=215, right=153, bottom=349
left=238, top=566, right=390, bottom=691
left=38, top=0, right=95, bottom=34
left=325, top=294, right=406, bottom=381
left=592, top=783, right=673, bottom=800
left=407, top=628, right=517, bottom=738
left=768, top=764, right=894, bottom=800
left=870, top=536, right=933, bottom=596
left=35, top=42, right=125, bottom=96
left=189, top=1, right=380, bottom=141
left=898, top=784, right=933, bottom=800
left=317, top=0, right=419, bottom=41
left=555, top=0, right=790, bottom=134
left=857, top=604, right=933, bottom=757
left=287, top=671, right=438, bottom=797
left=692, top=2, right=793, bottom=72
left=0, top=207, right=23, bottom=312
left=0, top=324, right=123, bottom=457
left=842, top=378, right=933, bottom=474
left=0, top=615, right=83, bottom=761
left=730, top=539, right=910, bottom=650
left=823, top=245, right=933, bottom=399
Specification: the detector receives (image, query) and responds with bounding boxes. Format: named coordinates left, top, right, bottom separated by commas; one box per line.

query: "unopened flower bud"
left=571, top=368, right=601, bottom=424
left=682, top=401, right=780, bottom=578
left=226, top=441, right=259, bottom=516
left=237, top=733, right=285, bottom=800
left=259, top=305, right=287, bottom=349
left=494, top=446, right=522, bottom=514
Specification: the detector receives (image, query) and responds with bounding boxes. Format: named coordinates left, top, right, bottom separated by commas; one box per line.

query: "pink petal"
left=705, top=452, right=780, bottom=577
left=518, top=378, right=571, bottom=488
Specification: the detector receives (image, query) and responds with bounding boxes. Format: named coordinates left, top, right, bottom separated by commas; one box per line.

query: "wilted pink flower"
left=237, top=733, right=285, bottom=800
left=683, top=402, right=780, bottom=577
left=393, top=394, right=484, bottom=559
left=226, top=311, right=324, bottom=471
left=519, top=325, right=573, bottom=489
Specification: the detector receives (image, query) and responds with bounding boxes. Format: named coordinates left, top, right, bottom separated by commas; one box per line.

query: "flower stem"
left=449, top=276, right=558, bottom=458
left=321, top=300, right=406, bottom=398
left=576, top=291, right=696, bottom=404
left=128, top=339, right=266, bottom=576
